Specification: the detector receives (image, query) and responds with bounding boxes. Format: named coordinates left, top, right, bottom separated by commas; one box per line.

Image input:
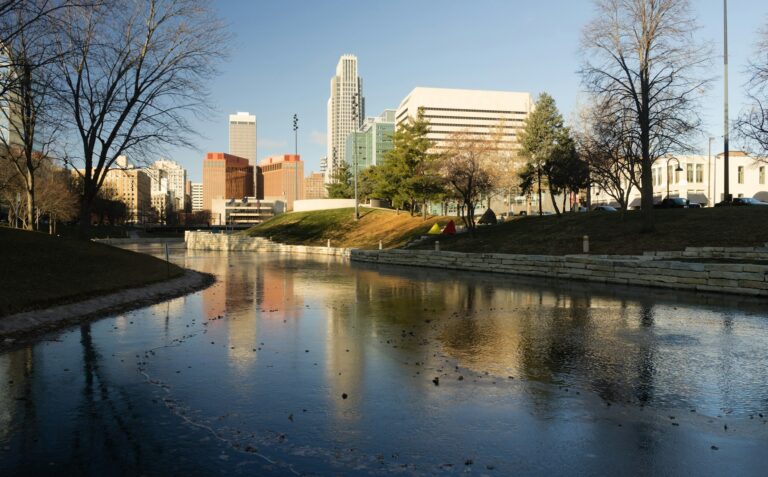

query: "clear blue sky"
left=174, top=1, right=768, bottom=182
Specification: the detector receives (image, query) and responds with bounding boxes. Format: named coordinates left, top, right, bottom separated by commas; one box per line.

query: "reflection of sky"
left=1, top=250, right=768, bottom=475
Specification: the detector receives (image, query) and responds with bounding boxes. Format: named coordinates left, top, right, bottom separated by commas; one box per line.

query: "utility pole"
left=708, top=136, right=715, bottom=204
left=723, top=0, right=730, bottom=202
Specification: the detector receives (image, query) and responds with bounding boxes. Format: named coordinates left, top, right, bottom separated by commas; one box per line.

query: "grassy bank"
left=415, top=207, right=768, bottom=256
left=0, top=227, right=183, bottom=317
left=243, top=207, right=453, bottom=249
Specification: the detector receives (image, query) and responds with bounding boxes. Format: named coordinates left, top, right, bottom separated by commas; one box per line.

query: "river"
left=1, top=246, right=767, bottom=476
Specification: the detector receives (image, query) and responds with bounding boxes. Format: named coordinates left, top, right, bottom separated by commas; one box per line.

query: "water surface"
left=1, top=247, right=767, bottom=476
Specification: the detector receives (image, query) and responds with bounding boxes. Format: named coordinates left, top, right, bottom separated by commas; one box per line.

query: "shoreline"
left=0, top=268, right=215, bottom=345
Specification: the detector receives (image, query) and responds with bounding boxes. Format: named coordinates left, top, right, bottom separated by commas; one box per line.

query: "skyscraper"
left=326, top=54, right=364, bottom=184
left=202, top=152, right=254, bottom=211
left=229, top=112, right=257, bottom=192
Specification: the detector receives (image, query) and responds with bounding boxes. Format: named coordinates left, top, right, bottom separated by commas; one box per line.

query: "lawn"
left=0, top=227, right=183, bottom=317
left=414, top=207, right=768, bottom=256
left=242, top=207, right=454, bottom=249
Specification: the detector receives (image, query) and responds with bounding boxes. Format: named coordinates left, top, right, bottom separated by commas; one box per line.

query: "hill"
left=242, top=207, right=453, bottom=249
left=0, top=227, right=183, bottom=317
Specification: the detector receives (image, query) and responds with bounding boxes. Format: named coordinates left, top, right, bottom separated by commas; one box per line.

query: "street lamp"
left=351, top=93, right=360, bottom=221
left=293, top=114, right=299, bottom=209
left=666, top=156, right=684, bottom=199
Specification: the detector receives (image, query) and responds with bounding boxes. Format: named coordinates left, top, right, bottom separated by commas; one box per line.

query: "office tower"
left=345, top=109, right=395, bottom=171
left=326, top=54, right=364, bottom=183
left=229, top=111, right=257, bottom=191
left=303, top=172, right=326, bottom=199
left=146, top=159, right=187, bottom=211
left=395, top=87, right=533, bottom=151
left=190, top=182, right=203, bottom=211
left=260, top=154, right=304, bottom=210
left=202, top=152, right=254, bottom=211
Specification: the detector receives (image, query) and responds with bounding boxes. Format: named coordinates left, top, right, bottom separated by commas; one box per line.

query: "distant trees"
left=580, top=0, right=711, bottom=230
left=738, top=23, right=768, bottom=157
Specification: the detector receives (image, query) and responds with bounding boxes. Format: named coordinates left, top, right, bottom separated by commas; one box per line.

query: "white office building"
left=395, top=87, right=534, bottom=151
left=190, top=182, right=204, bottom=212
left=593, top=151, right=768, bottom=207
left=229, top=111, right=257, bottom=192
left=326, top=54, right=364, bottom=183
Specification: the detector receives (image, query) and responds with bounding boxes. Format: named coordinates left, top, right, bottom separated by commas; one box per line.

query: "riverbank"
left=0, top=267, right=214, bottom=342
left=241, top=207, right=451, bottom=249
left=0, top=227, right=186, bottom=317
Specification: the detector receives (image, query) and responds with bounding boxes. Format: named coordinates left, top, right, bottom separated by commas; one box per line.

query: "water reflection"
left=1, top=249, right=767, bottom=476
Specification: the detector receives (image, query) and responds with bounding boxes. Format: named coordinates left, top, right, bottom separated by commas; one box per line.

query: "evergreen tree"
left=326, top=160, right=353, bottom=198
left=518, top=93, right=568, bottom=215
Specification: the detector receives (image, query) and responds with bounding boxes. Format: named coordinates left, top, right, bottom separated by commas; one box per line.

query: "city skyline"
left=158, top=1, right=765, bottom=183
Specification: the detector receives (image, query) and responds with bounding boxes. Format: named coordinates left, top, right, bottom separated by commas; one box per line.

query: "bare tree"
left=35, top=160, right=78, bottom=232
left=580, top=0, right=711, bottom=230
left=54, top=0, right=228, bottom=236
left=575, top=98, right=641, bottom=215
left=439, top=131, right=495, bottom=231
left=738, top=22, right=768, bottom=158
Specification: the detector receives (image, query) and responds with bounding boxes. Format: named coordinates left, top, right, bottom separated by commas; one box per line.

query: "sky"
left=171, top=0, right=768, bottom=183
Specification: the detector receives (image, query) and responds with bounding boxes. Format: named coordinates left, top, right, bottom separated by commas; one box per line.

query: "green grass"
left=415, top=207, right=768, bottom=256
left=0, top=226, right=183, bottom=317
left=243, top=207, right=453, bottom=249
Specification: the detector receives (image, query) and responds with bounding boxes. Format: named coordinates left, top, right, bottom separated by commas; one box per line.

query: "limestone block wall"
left=350, top=249, right=768, bottom=297
left=184, top=231, right=350, bottom=257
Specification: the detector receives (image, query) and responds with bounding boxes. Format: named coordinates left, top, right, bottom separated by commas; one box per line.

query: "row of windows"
left=423, top=115, right=525, bottom=122
left=422, top=107, right=528, bottom=115
left=427, top=123, right=522, bottom=130
left=653, top=164, right=767, bottom=186
left=430, top=130, right=517, bottom=137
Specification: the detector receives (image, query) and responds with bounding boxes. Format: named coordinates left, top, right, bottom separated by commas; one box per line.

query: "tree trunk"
left=550, top=188, right=561, bottom=216
left=537, top=167, right=543, bottom=216
left=639, top=69, right=655, bottom=232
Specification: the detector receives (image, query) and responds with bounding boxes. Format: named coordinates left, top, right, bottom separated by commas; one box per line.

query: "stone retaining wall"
left=351, top=249, right=768, bottom=297
left=185, top=231, right=350, bottom=257
left=184, top=232, right=768, bottom=297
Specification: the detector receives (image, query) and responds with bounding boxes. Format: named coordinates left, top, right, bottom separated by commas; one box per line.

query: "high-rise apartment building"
left=395, top=87, right=533, bottom=151
left=146, top=159, right=187, bottom=211
left=190, top=182, right=203, bottom=211
left=326, top=54, right=364, bottom=183
left=303, top=172, right=326, bottom=199
left=202, top=152, right=255, bottom=211
left=260, top=154, right=304, bottom=210
left=345, top=109, right=395, bottom=171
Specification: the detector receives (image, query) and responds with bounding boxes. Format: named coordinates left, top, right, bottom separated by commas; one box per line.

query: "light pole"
left=723, top=0, right=730, bottom=202
left=293, top=114, right=299, bottom=209
left=352, top=93, right=360, bottom=220
left=708, top=136, right=714, bottom=204
left=666, top=156, right=684, bottom=199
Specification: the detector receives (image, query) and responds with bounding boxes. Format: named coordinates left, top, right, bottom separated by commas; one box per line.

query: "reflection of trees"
left=0, top=346, right=35, bottom=443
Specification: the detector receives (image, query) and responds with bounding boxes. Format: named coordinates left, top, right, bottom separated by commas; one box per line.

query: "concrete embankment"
left=184, top=232, right=768, bottom=297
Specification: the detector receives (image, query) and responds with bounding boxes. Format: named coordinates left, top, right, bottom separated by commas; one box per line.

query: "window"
left=738, top=166, right=744, bottom=184
left=760, top=166, right=765, bottom=185
left=695, top=164, right=703, bottom=183
left=686, top=164, right=694, bottom=183
left=667, top=165, right=674, bottom=185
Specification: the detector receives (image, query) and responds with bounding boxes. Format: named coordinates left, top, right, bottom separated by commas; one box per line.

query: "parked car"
left=592, top=205, right=618, bottom=212
left=654, top=198, right=689, bottom=209
left=688, top=202, right=703, bottom=208
left=715, top=197, right=768, bottom=207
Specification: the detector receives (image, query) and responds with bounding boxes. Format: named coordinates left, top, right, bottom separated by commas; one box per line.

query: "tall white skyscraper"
left=146, top=158, right=187, bottom=211
left=326, top=54, right=364, bottom=183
